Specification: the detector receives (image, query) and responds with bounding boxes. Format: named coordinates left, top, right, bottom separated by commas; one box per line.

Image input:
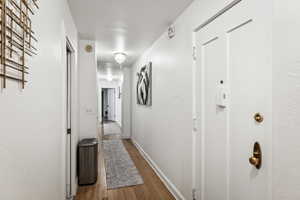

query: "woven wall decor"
left=0, top=0, right=39, bottom=89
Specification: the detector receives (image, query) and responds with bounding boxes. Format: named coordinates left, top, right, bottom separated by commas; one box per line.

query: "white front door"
left=195, top=0, right=272, bottom=199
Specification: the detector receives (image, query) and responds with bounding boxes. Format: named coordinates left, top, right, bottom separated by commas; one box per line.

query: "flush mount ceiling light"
left=114, top=52, right=127, bottom=64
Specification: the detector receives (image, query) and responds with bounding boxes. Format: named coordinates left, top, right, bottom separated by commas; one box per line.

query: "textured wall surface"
left=0, top=0, right=78, bottom=199
left=273, top=0, right=300, bottom=199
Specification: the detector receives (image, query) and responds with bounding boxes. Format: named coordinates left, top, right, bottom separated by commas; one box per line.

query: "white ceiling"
left=68, top=0, right=193, bottom=69
left=98, top=62, right=123, bottom=81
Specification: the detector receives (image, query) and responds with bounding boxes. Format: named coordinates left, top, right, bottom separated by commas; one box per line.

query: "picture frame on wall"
left=136, top=62, right=152, bottom=106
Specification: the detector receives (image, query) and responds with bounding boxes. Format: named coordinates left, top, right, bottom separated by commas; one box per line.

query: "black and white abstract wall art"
left=136, top=62, right=152, bottom=106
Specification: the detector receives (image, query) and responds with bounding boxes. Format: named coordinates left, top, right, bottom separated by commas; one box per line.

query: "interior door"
left=195, top=0, right=271, bottom=199
left=107, top=88, right=116, bottom=121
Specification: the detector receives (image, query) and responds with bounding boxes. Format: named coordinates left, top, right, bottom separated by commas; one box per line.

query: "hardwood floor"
left=76, top=125, right=175, bottom=200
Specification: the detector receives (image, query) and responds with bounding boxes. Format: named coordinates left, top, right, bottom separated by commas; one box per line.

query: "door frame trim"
left=65, top=37, right=77, bottom=199
left=194, top=0, right=242, bottom=32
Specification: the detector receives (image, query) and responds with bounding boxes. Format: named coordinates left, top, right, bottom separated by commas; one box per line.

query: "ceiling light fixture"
left=114, top=52, right=127, bottom=65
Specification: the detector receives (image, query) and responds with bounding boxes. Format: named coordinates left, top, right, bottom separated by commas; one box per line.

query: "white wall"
left=0, top=0, right=78, bottom=200
left=122, top=67, right=132, bottom=138
left=115, top=87, right=122, bottom=126
left=272, top=0, right=300, bottom=199
left=131, top=0, right=300, bottom=200
left=78, top=40, right=98, bottom=139
left=130, top=0, right=251, bottom=199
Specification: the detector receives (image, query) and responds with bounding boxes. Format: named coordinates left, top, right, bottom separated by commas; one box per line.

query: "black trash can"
left=78, top=138, right=98, bottom=185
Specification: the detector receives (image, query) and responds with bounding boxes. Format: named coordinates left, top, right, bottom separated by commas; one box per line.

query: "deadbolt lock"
left=254, top=113, right=264, bottom=123
left=249, top=142, right=262, bottom=169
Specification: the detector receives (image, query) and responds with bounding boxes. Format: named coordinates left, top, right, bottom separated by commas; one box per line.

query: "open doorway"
left=101, top=86, right=122, bottom=137
left=102, top=88, right=116, bottom=122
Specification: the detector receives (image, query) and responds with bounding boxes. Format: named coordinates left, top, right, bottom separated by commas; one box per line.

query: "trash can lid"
left=79, top=138, right=98, bottom=147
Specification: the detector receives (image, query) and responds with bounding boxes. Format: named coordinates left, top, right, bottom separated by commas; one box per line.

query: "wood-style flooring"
left=75, top=124, right=175, bottom=200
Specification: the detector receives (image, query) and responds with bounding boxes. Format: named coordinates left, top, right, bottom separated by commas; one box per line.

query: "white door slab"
left=194, top=0, right=272, bottom=199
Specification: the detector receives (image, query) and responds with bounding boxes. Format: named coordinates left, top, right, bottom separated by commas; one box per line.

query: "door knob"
left=249, top=142, right=262, bottom=169
left=249, top=156, right=260, bottom=166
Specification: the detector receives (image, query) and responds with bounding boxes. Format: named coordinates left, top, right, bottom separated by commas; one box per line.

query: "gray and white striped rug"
left=103, top=122, right=122, bottom=135
left=103, top=140, right=144, bottom=189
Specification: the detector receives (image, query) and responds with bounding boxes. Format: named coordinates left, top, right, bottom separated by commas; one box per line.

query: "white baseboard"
left=116, top=121, right=122, bottom=128
left=132, top=139, right=186, bottom=200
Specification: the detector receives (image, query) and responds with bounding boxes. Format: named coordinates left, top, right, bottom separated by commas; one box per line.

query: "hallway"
left=1, top=0, right=300, bottom=200
left=103, top=121, right=122, bottom=136
left=76, top=127, right=175, bottom=200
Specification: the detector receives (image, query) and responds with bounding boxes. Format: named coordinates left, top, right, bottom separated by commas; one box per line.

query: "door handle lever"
left=249, top=142, right=262, bottom=169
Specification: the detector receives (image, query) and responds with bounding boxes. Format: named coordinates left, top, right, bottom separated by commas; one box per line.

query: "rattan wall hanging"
left=0, top=0, right=39, bottom=89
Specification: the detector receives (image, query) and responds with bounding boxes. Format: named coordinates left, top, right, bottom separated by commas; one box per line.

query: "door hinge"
left=193, top=46, right=197, bottom=61
left=66, top=195, right=74, bottom=200
left=193, top=188, right=200, bottom=200
left=67, top=128, right=71, bottom=135
left=193, top=117, right=198, bottom=132
left=193, top=188, right=196, bottom=200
